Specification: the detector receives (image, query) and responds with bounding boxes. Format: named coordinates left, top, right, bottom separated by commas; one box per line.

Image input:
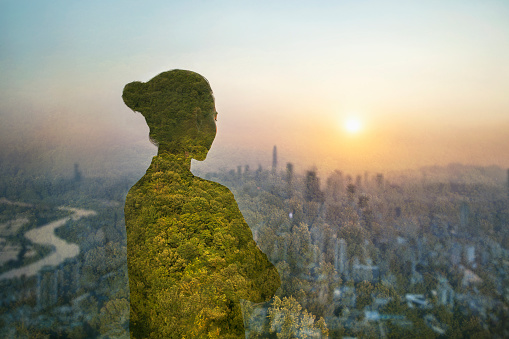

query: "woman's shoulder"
left=192, top=176, right=233, bottom=195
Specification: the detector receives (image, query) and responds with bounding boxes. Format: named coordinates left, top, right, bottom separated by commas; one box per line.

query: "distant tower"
left=339, top=238, right=347, bottom=275
left=333, top=238, right=339, bottom=271
left=375, top=173, right=384, bottom=189
left=255, top=164, right=262, bottom=181
left=465, top=245, right=475, bottom=266
left=286, top=163, right=294, bottom=184
left=395, top=206, right=402, bottom=218
left=244, top=165, right=250, bottom=179
left=326, top=170, right=343, bottom=202
left=305, top=170, right=323, bottom=202
left=355, top=175, right=362, bottom=188
left=346, top=183, right=356, bottom=203
left=460, top=202, right=469, bottom=229
left=74, top=163, right=82, bottom=181
left=272, top=145, right=278, bottom=173
left=357, top=194, right=369, bottom=209
left=507, top=168, right=509, bottom=198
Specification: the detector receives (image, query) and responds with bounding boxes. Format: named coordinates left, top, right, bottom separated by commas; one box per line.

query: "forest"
left=0, top=161, right=508, bottom=338
left=209, top=163, right=509, bottom=338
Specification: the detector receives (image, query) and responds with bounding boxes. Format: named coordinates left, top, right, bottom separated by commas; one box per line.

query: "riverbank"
left=0, top=206, right=96, bottom=281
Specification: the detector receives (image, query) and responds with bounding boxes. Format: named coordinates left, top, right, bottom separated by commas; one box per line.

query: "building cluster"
left=210, top=146, right=509, bottom=337
left=0, top=196, right=129, bottom=337
left=0, top=147, right=507, bottom=337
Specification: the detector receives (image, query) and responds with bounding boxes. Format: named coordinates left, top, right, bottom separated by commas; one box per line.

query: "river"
left=0, top=206, right=96, bottom=281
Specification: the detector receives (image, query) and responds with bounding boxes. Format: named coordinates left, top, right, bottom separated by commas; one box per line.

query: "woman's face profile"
left=191, top=102, right=217, bottom=161
left=123, top=70, right=219, bottom=160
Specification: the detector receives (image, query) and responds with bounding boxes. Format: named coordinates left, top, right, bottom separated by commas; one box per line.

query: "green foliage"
left=125, top=154, right=280, bottom=338
left=122, top=70, right=217, bottom=159
left=267, top=296, right=328, bottom=338
left=355, top=280, right=374, bottom=310
left=96, top=298, right=130, bottom=337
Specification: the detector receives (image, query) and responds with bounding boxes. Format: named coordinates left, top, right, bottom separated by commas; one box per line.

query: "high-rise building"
left=346, top=183, right=356, bottom=203
left=326, top=170, right=343, bottom=202
left=305, top=170, right=323, bottom=202
left=286, top=163, right=293, bottom=184
left=356, top=175, right=362, bottom=188
left=272, top=145, right=278, bottom=173
left=74, top=163, right=82, bottom=181
left=339, top=238, right=347, bottom=276
left=507, top=168, right=509, bottom=197
left=437, top=276, right=454, bottom=309
left=375, top=173, right=384, bottom=189
left=460, top=202, right=469, bottom=230
left=286, top=163, right=294, bottom=198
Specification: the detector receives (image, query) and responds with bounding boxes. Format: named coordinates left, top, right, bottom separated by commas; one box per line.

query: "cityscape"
left=2, top=1, right=509, bottom=338
left=0, top=147, right=508, bottom=337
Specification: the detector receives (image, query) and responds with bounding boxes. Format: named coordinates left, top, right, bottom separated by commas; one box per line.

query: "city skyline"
left=1, top=1, right=509, bottom=176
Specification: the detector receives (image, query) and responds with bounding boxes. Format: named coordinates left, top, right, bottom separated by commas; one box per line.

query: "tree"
left=97, top=298, right=129, bottom=337
left=268, top=296, right=328, bottom=339
left=356, top=280, right=374, bottom=310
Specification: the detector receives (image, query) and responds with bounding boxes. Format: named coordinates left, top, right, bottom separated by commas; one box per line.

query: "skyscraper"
left=305, top=170, right=323, bottom=202
left=286, top=163, right=294, bottom=184
left=507, top=168, right=509, bottom=198
left=272, top=145, right=278, bottom=173
left=376, top=173, right=384, bottom=189
left=326, top=170, right=343, bottom=202
left=460, top=202, right=469, bottom=230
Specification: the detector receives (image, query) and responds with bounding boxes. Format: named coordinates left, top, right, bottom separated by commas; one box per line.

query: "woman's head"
left=123, top=70, right=217, bottom=160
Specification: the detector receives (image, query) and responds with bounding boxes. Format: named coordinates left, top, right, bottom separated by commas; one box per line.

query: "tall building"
left=326, top=170, right=343, bottom=202
left=272, top=145, right=278, bottom=173
left=346, top=183, right=356, bottom=203
left=460, top=202, right=469, bottom=230
left=437, top=276, right=454, bottom=309
left=74, top=163, right=82, bottom=181
left=375, top=173, right=384, bottom=189
left=465, top=245, right=476, bottom=266
left=286, top=163, right=293, bottom=184
left=339, top=238, right=347, bottom=276
left=355, top=175, right=362, bottom=188
left=507, top=168, right=509, bottom=198
left=305, top=170, right=323, bottom=202
left=286, top=163, right=294, bottom=198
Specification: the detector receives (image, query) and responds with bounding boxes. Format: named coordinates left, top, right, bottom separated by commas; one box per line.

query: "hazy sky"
left=1, top=0, right=509, bottom=177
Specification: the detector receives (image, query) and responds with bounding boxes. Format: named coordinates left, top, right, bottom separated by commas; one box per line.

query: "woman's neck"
left=150, top=151, right=193, bottom=175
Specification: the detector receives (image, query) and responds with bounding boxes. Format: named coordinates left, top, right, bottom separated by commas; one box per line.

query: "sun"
left=344, top=117, right=362, bottom=134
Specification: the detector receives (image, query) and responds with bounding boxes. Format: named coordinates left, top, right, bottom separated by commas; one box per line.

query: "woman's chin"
left=192, top=153, right=208, bottom=162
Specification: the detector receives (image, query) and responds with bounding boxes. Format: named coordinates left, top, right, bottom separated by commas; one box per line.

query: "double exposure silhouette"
left=123, top=70, right=280, bottom=338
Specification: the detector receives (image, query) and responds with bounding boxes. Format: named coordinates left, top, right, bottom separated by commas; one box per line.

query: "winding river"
left=0, top=206, right=96, bottom=281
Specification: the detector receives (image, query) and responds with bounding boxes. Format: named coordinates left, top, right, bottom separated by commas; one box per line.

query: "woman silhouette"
left=123, top=70, right=280, bottom=338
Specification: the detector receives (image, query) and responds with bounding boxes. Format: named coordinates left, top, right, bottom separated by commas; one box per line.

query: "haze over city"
left=2, top=2, right=509, bottom=337
left=1, top=0, right=509, bottom=177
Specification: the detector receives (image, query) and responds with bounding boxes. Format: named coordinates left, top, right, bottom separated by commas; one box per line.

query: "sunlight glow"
left=345, top=117, right=362, bottom=134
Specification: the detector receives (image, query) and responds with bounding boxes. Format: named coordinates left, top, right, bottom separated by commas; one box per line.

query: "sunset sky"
left=1, top=0, right=508, bottom=177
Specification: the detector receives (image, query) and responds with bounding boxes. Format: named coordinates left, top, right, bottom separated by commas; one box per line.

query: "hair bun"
left=122, top=81, right=147, bottom=112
